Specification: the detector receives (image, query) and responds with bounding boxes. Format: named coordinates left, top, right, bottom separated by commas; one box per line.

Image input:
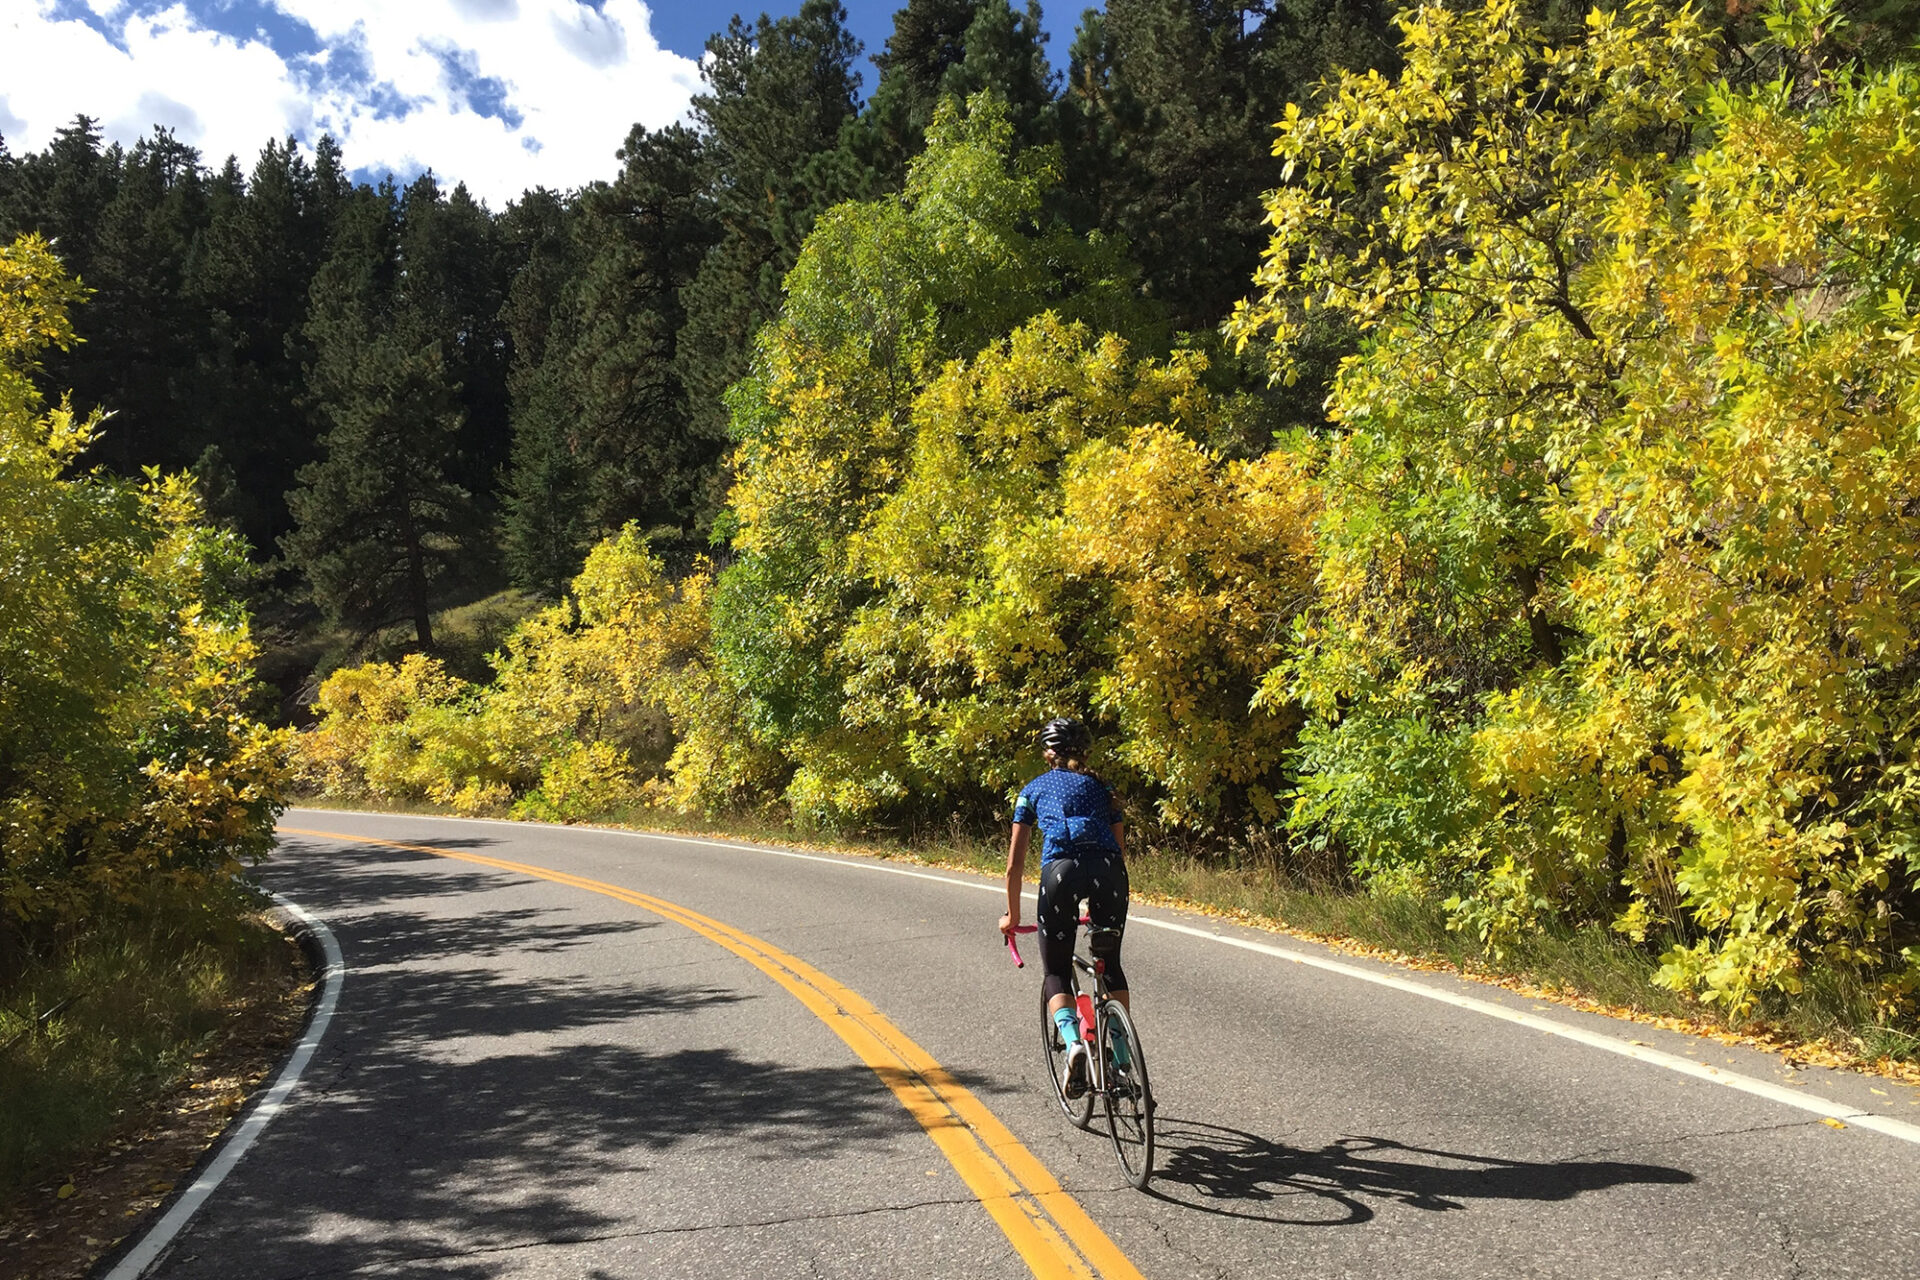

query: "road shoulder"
left=0, top=909, right=313, bottom=1280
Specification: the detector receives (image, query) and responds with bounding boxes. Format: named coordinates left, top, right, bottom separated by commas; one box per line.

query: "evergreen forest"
left=9, top=0, right=1920, bottom=1048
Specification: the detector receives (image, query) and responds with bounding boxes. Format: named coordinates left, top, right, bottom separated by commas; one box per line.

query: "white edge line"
left=283, top=808, right=1920, bottom=1147
left=102, top=891, right=346, bottom=1280
left=1129, top=914, right=1920, bottom=1145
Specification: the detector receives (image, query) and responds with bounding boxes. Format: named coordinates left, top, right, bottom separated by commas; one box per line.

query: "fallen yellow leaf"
left=56, top=1183, right=76, bottom=1199
left=1820, top=1117, right=1847, bottom=1130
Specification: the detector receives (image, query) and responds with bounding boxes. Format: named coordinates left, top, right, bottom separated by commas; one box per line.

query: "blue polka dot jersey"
left=1011, top=768, right=1123, bottom=864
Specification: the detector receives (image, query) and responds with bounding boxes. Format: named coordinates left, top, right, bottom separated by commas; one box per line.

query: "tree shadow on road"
left=270, top=836, right=665, bottom=970
left=1145, top=1118, right=1694, bottom=1227
left=153, top=837, right=954, bottom=1280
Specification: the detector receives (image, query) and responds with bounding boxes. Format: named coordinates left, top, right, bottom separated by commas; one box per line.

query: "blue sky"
left=0, top=2, right=1095, bottom=204
left=646, top=2, right=1091, bottom=75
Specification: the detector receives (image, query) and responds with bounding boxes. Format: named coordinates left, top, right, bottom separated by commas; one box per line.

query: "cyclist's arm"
left=1111, top=819, right=1125, bottom=857
left=999, top=822, right=1031, bottom=936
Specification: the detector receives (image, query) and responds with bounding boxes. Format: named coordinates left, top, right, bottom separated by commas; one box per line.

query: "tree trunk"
left=1512, top=560, right=1562, bottom=668
left=397, top=490, right=435, bottom=651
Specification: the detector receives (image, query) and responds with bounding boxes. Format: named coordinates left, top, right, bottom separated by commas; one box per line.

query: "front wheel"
left=1042, top=999, right=1095, bottom=1129
left=1098, top=1000, right=1153, bottom=1189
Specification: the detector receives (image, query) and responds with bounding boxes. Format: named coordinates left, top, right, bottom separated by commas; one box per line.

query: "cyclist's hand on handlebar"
left=998, top=912, right=1018, bottom=937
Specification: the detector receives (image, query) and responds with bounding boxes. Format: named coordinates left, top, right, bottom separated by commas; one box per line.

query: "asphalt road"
left=133, top=809, right=1920, bottom=1279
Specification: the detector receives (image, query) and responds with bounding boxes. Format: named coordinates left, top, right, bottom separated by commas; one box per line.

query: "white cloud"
left=0, top=0, right=702, bottom=204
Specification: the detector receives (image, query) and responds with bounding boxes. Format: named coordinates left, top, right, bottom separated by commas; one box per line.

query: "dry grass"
left=0, top=885, right=303, bottom=1207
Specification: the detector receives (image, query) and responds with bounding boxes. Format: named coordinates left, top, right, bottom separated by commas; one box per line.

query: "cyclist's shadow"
left=1146, top=1118, right=1693, bottom=1226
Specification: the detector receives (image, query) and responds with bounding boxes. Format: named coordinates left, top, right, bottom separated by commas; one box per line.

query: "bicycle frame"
left=1007, top=918, right=1121, bottom=1097
left=1005, top=913, right=1155, bottom=1188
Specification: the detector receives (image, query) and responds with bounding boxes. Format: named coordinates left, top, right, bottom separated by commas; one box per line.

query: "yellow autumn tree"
left=1514, top=57, right=1920, bottom=1014
left=1064, top=428, right=1317, bottom=826
left=1, top=234, right=287, bottom=944
left=1237, top=0, right=1920, bottom=1015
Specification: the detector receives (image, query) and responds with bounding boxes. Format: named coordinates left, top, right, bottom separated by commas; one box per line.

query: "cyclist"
left=998, top=716, right=1129, bottom=1099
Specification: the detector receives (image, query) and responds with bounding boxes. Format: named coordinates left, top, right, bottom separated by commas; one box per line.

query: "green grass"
left=0, top=886, right=302, bottom=1205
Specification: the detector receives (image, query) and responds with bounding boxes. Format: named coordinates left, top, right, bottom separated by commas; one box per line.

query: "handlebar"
left=1003, top=915, right=1093, bottom=968
left=1004, top=924, right=1037, bottom=967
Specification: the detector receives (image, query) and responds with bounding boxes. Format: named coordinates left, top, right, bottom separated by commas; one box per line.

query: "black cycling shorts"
left=1037, top=854, right=1129, bottom=1002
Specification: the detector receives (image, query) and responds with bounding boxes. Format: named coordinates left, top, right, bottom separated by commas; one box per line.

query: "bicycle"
left=1007, top=917, right=1155, bottom=1189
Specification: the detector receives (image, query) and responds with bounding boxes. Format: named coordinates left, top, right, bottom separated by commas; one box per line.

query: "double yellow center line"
left=280, top=827, right=1146, bottom=1280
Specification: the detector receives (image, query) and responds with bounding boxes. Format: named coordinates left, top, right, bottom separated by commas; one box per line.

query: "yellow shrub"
left=1065, top=428, right=1318, bottom=824
left=293, top=526, right=774, bottom=820
left=514, top=741, right=639, bottom=823
left=295, top=654, right=468, bottom=799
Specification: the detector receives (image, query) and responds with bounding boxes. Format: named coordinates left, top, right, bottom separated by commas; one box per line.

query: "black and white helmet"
left=1039, top=717, right=1091, bottom=758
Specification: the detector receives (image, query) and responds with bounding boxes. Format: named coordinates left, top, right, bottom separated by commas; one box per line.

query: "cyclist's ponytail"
left=1043, top=746, right=1088, bottom=773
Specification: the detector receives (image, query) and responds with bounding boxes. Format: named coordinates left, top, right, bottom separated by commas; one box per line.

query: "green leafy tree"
left=717, top=93, right=1158, bottom=821
left=1230, top=0, right=1717, bottom=912
left=0, top=233, right=286, bottom=952
left=833, top=312, right=1315, bottom=826
left=1235, top=0, right=1920, bottom=1015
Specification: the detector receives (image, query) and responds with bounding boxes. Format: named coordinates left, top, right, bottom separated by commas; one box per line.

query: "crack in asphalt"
left=252, top=1195, right=997, bottom=1279
left=1773, top=1218, right=1807, bottom=1280
left=1140, top=1212, right=1232, bottom=1280
left=1565, top=1118, right=1816, bottom=1162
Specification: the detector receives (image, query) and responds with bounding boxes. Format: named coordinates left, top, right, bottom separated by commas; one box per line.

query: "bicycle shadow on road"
left=1145, top=1119, right=1693, bottom=1227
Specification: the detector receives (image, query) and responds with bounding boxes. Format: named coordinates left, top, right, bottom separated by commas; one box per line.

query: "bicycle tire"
left=1041, top=998, right=1096, bottom=1129
left=1098, top=1000, right=1154, bottom=1189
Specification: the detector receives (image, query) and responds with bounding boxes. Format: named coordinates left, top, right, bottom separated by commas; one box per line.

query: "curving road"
left=126, top=809, right=1920, bottom=1278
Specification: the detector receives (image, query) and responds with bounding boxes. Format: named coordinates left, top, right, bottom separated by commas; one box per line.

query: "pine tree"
left=282, top=185, right=476, bottom=648
left=183, top=137, right=343, bottom=551
left=502, top=124, right=721, bottom=592
left=498, top=187, right=588, bottom=594
left=6, top=117, right=116, bottom=282
left=863, top=0, right=1057, bottom=177
left=395, top=175, right=513, bottom=504
left=499, top=362, right=586, bottom=595
left=1062, top=0, right=1394, bottom=333
left=79, top=129, right=206, bottom=476
left=573, top=126, right=718, bottom=530
left=676, top=0, right=866, bottom=448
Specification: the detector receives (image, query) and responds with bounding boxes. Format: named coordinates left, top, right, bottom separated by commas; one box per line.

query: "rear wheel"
left=1042, top=998, right=1095, bottom=1129
left=1098, top=1000, right=1153, bottom=1189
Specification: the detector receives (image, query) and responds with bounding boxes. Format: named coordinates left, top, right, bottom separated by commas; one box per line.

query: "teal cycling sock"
left=1053, top=1007, right=1080, bottom=1051
left=1108, top=1023, right=1132, bottom=1067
